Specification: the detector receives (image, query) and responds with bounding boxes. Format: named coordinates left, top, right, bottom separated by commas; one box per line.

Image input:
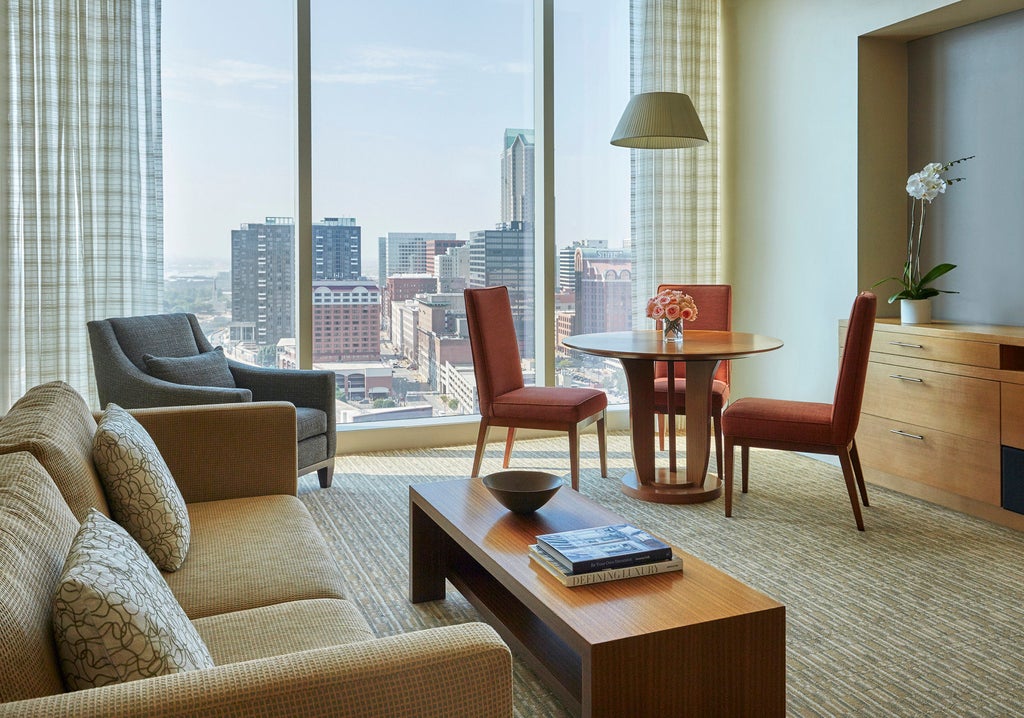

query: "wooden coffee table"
left=409, top=479, right=785, bottom=717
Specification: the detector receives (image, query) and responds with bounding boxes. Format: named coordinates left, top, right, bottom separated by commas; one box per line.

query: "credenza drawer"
left=857, top=414, right=1000, bottom=505
left=861, top=361, right=999, bottom=441
left=1003, top=383, right=1024, bottom=450
left=870, top=329, right=999, bottom=368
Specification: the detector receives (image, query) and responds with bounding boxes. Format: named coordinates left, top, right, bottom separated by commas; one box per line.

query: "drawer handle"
left=889, top=341, right=924, bottom=349
left=890, top=429, right=924, bottom=440
left=889, top=374, right=924, bottom=383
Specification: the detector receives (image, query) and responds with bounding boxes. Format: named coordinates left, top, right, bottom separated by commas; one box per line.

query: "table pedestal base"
left=620, top=468, right=722, bottom=504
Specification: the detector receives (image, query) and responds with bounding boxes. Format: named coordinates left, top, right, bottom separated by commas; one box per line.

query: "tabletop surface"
left=410, top=478, right=783, bottom=645
left=563, top=329, right=784, bottom=361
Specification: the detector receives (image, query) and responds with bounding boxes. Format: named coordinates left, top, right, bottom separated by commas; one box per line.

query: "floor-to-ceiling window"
left=158, top=1, right=654, bottom=426
left=311, top=1, right=534, bottom=424
left=162, top=1, right=297, bottom=368
left=553, top=0, right=631, bottom=405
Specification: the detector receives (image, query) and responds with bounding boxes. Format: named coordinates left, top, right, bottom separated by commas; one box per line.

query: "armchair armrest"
left=229, top=363, right=335, bottom=411
left=229, top=364, right=336, bottom=459
left=0, top=624, right=512, bottom=718
left=123, top=403, right=298, bottom=502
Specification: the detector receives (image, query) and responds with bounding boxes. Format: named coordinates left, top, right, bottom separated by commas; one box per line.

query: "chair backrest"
left=464, top=286, right=525, bottom=417
left=93, top=313, right=213, bottom=371
left=654, top=284, right=732, bottom=385
left=830, top=292, right=878, bottom=443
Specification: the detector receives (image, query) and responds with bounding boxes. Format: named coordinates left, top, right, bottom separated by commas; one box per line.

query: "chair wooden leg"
left=471, top=422, right=490, bottom=478
left=568, top=425, right=580, bottom=491
left=657, top=413, right=666, bottom=451
left=317, top=460, right=335, bottom=489
left=724, top=437, right=735, bottom=517
left=838, top=446, right=866, bottom=531
left=741, top=445, right=750, bottom=493
left=712, top=409, right=724, bottom=481
left=850, top=439, right=870, bottom=507
left=502, top=428, right=516, bottom=468
left=597, top=413, right=608, bottom=478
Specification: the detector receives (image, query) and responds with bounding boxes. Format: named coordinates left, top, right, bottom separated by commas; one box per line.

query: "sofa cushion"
left=193, top=598, right=374, bottom=665
left=52, top=509, right=214, bottom=690
left=93, top=404, right=190, bottom=572
left=0, top=380, right=110, bottom=520
left=143, top=347, right=236, bottom=389
left=0, top=452, right=79, bottom=703
left=164, top=495, right=347, bottom=620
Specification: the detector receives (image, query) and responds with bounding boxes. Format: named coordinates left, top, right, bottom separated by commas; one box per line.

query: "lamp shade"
left=610, top=91, right=708, bottom=149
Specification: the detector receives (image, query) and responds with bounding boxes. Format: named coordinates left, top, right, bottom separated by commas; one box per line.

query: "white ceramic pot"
left=900, top=298, right=932, bottom=324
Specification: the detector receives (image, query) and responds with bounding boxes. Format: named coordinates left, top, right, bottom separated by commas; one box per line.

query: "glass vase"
left=663, top=318, right=683, bottom=343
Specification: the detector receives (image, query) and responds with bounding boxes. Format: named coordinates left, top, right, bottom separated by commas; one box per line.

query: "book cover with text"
left=536, top=523, right=673, bottom=573
left=529, top=544, right=682, bottom=587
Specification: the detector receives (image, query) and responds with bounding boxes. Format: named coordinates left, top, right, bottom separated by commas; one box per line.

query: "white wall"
left=720, top=0, right=996, bottom=403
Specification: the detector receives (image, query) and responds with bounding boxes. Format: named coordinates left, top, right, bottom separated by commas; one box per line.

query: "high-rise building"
left=467, top=223, right=534, bottom=358
left=231, top=216, right=364, bottom=352
left=312, top=280, right=380, bottom=362
left=377, top=237, right=387, bottom=286
left=425, top=238, right=465, bottom=276
left=574, top=247, right=633, bottom=335
left=435, top=243, right=471, bottom=293
left=501, top=129, right=534, bottom=228
left=380, top=232, right=455, bottom=278
left=383, top=274, right=438, bottom=339
left=231, top=217, right=295, bottom=348
left=314, top=217, right=361, bottom=280
left=558, top=239, right=608, bottom=292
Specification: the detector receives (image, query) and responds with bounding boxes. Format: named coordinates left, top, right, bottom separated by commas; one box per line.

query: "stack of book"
left=529, top=523, right=682, bottom=587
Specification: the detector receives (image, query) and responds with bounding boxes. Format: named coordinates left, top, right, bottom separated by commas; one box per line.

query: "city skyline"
left=161, top=1, right=630, bottom=276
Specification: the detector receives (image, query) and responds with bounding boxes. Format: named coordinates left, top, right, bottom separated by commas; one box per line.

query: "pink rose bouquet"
left=646, top=289, right=697, bottom=342
left=645, top=289, right=698, bottom=324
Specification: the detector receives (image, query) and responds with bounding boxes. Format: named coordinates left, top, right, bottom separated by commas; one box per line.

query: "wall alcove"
left=858, top=0, right=1024, bottom=323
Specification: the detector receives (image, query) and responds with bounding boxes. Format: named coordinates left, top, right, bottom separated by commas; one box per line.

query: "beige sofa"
left=0, top=381, right=512, bottom=717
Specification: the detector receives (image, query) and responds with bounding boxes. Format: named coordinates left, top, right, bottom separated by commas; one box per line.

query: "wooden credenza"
left=839, top=318, right=1024, bottom=531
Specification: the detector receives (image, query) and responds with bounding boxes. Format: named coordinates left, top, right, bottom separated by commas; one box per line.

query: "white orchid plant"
left=874, top=155, right=973, bottom=303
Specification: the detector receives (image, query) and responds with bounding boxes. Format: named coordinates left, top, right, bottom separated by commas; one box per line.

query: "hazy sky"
left=161, top=1, right=630, bottom=276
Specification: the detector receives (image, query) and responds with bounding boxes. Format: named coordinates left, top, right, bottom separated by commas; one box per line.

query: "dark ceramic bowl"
left=481, top=470, right=563, bottom=514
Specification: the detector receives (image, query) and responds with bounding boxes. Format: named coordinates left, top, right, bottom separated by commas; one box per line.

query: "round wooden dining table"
left=563, top=329, right=784, bottom=504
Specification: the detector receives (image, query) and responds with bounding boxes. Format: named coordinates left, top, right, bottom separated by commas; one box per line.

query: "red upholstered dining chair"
left=464, top=286, right=608, bottom=490
left=654, top=284, right=732, bottom=478
left=722, top=291, right=877, bottom=530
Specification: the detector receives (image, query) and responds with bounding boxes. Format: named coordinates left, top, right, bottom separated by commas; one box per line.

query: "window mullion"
left=535, top=0, right=555, bottom=387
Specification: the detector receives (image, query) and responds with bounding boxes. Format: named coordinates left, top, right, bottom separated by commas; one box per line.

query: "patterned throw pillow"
left=53, top=509, right=214, bottom=690
left=142, top=347, right=236, bottom=388
left=93, top=403, right=190, bottom=571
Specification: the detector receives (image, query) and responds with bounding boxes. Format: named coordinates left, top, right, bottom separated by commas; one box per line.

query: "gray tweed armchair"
left=87, top=313, right=336, bottom=487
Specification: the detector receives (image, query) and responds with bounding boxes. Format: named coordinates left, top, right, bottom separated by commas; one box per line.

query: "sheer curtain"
left=629, top=0, right=720, bottom=317
left=2, top=0, right=163, bottom=411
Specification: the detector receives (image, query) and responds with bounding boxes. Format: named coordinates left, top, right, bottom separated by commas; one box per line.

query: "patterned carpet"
left=298, top=433, right=1024, bottom=717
